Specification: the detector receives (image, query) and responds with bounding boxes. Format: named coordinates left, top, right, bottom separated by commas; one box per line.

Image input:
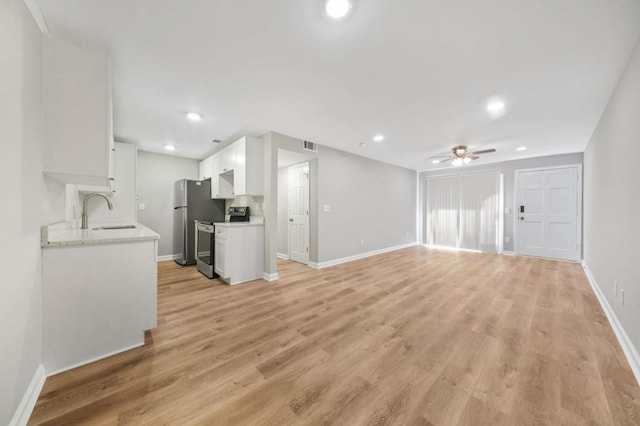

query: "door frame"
left=287, top=161, right=310, bottom=265
left=513, top=164, right=583, bottom=261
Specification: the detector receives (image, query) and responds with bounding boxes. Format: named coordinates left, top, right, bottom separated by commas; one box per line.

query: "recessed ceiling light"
left=486, top=98, right=506, bottom=117
left=432, top=160, right=440, bottom=164
left=186, top=112, right=202, bottom=121
left=326, top=0, right=351, bottom=19
left=516, top=146, right=527, bottom=151
left=164, top=144, right=176, bottom=151
left=373, top=134, right=385, bottom=142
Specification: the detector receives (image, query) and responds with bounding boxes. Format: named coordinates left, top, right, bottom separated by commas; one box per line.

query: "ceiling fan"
left=430, top=145, right=496, bottom=166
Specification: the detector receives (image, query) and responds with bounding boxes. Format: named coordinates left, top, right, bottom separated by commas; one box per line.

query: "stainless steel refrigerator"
left=173, top=179, right=225, bottom=265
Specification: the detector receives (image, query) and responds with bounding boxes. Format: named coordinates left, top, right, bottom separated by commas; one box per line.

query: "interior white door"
left=517, top=167, right=580, bottom=261
left=288, top=162, right=309, bottom=264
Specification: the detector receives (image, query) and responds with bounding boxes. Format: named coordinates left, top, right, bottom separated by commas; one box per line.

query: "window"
left=425, top=171, right=501, bottom=252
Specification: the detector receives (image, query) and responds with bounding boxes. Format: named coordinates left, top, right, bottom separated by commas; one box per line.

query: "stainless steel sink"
left=92, top=225, right=137, bottom=230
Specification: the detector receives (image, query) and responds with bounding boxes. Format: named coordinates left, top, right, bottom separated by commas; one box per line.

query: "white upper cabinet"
left=232, top=138, right=247, bottom=196
left=211, top=136, right=263, bottom=199
left=43, top=36, right=114, bottom=186
left=210, top=153, right=222, bottom=198
left=237, top=136, right=264, bottom=196
left=199, top=155, right=213, bottom=180
left=220, top=147, right=235, bottom=174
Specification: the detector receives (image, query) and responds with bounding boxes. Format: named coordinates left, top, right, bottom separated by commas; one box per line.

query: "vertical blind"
left=425, top=171, right=501, bottom=253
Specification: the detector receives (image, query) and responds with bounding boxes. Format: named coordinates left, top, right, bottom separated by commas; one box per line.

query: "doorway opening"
left=277, top=150, right=313, bottom=266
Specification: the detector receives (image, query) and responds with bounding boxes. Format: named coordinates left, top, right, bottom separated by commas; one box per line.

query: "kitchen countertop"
left=213, top=222, right=264, bottom=227
left=42, top=222, right=160, bottom=248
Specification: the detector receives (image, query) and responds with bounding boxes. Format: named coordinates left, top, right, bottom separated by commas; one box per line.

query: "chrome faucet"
left=81, top=193, right=113, bottom=229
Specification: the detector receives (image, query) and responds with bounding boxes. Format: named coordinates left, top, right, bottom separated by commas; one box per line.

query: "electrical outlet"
left=504, top=207, right=511, bottom=214
left=504, top=236, right=511, bottom=243
left=360, top=238, right=365, bottom=246
left=323, top=204, right=331, bottom=212
left=139, top=203, right=145, bottom=211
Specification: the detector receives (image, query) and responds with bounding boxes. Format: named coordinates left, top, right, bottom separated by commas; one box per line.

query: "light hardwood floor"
left=30, top=246, right=640, bottom=425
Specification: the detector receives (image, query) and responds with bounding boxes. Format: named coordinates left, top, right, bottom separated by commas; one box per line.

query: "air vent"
left=303, top=140, right=318, bottom=152
left=211, top=139, right=222, bottom=144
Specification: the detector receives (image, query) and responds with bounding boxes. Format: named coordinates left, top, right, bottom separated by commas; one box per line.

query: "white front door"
left=516, top=166, right=580, bottom=261
left=288, top=162, right=309, bottom=264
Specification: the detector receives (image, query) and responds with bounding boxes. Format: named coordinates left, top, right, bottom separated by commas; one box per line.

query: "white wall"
left=584, top=39, right=640, bottom=357
left=65, top=142, right=138, bottom=225
left=317, top=147, right=417, bottom=262
left=85, top=142, right=138, bottom=224
left=225, top=195, right=265, bottom=217
left=0, top=1, right=65, bottom=423
left=137, top=151, right=199, bottom=257
left=263, top=132, right=417, bottom=274
left=419, top=152, right=583, bottom=251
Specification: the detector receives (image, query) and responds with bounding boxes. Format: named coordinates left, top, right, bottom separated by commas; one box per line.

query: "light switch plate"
left=139, top=203, right=145, bottom=211
left=323, top=204, right=331, bottom=212
left=504, top=207, right=510, bottom=214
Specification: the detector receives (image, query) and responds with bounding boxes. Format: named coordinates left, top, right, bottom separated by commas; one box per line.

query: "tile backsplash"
left=225, top=195, right=264, bottom=217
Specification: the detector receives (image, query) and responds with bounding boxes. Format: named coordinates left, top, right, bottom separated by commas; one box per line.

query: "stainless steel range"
left=195, top=220, right=216, bottom=279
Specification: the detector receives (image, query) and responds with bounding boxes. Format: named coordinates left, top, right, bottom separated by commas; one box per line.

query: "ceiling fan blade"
left=429, top=155, right=452, bottom=159
left=467, top=155, right=479, bottom=160
left=468, top=149, right=496, bottom=155
left=437, top=157, right=454, bottom=163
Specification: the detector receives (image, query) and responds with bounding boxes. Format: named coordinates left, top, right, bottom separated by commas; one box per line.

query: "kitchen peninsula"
left=41, top=222, right=159, bottom=374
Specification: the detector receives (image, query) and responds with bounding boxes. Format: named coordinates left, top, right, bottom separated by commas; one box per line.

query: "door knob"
left=289, top=218, right=294, bottom=222
left=520, top=217, right=525, bottom=221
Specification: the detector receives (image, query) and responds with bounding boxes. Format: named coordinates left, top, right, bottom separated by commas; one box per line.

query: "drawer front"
left=215, top=225, right=227, bottom=240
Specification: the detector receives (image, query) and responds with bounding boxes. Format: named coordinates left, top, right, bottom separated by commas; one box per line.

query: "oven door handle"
left=196, top=223, right=214, bottom=233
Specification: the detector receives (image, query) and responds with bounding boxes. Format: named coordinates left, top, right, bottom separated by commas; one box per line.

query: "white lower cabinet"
left=214, top=223, right=264, bottom=285
left=214, top=236, right=226, bottom=278
left=42, top=239, right=158, bottom=374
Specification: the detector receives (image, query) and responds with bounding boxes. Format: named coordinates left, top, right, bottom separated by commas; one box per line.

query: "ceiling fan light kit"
left=429, top=144, right=496, bottom=167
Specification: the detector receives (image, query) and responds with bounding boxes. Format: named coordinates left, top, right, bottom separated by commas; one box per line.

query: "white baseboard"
left=311, top=242, right=418, bottom=269
left=46, top=341, right=144, bottom=377
left=277, top=252, right=289, bottom=260
left=502, top=250, right=515, bottom=256
left=9, top=364, right=45, bottom=426
left=157, top=254, right=179, bottom=261
left=582, top=261, right=640, bottom=386
left=263, top=272, right=279, bottom=281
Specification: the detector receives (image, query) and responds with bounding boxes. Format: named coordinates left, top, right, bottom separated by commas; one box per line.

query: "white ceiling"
left=35, top=0, right=640, bottom=171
